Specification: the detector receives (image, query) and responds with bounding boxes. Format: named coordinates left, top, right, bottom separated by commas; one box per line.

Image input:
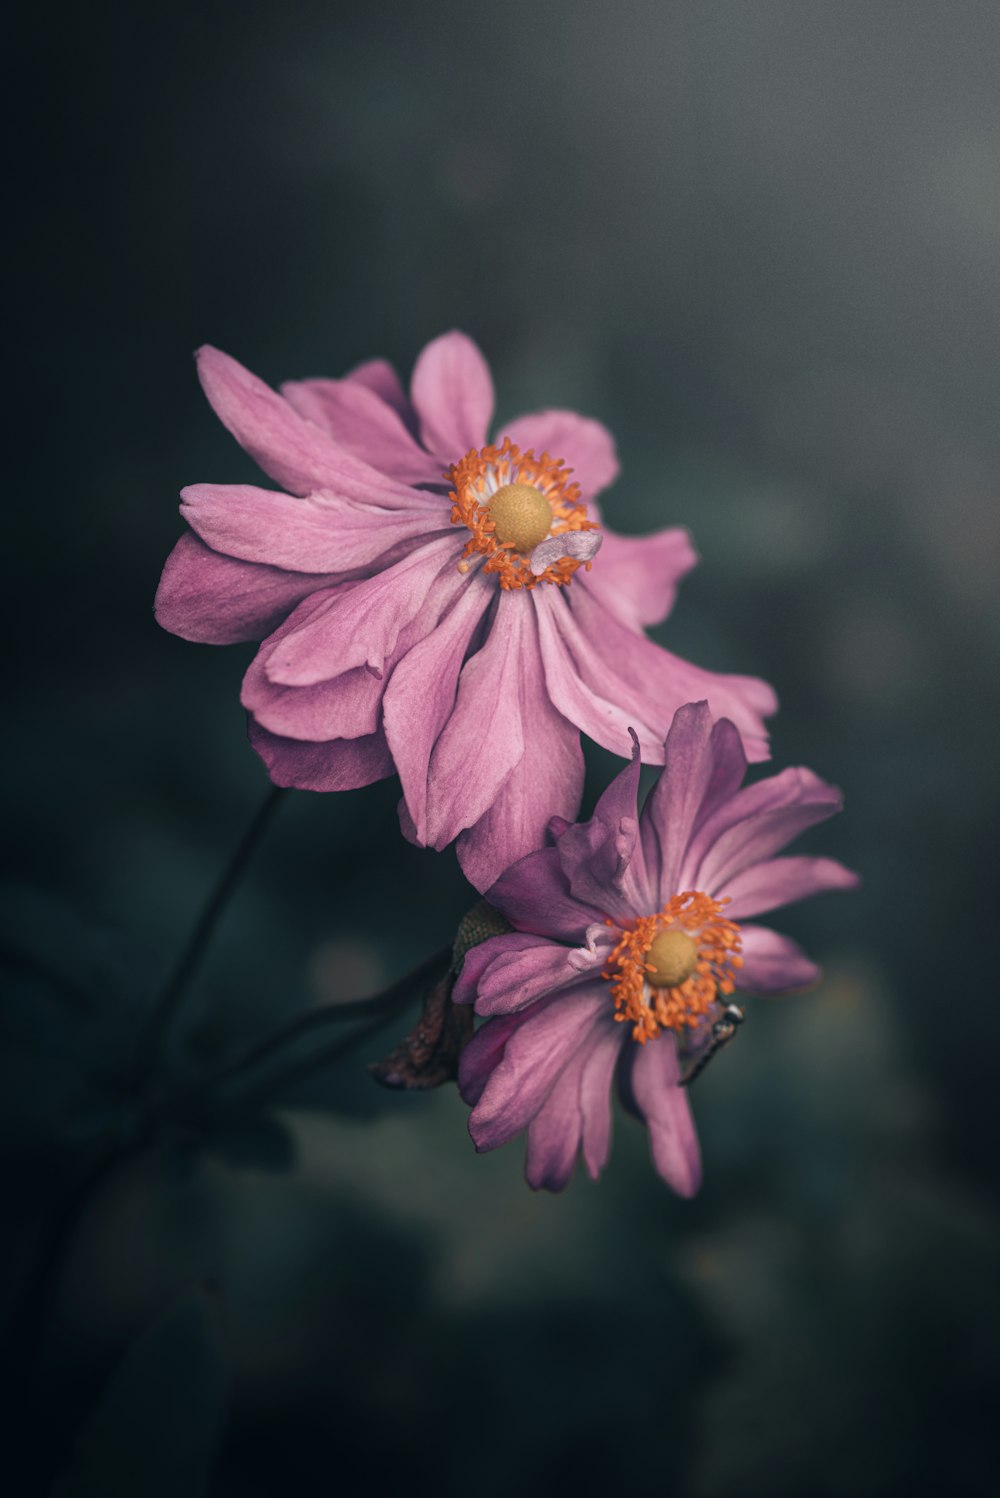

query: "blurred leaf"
left=51, top=1290, right=228, bottom=1498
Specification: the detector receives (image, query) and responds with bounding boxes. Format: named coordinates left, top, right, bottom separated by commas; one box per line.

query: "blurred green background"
left=5, top=2, right=999, bottom=1494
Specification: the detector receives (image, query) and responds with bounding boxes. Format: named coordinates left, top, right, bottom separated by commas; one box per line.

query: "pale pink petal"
left=736, top=925, right=822, bottom=993
left=410, top=331, right=494, bottom=460
left=626, top=1035, right=702, bottom=1197
left=264, top=537, right=460, bottom=686
left=344, top=357, right=418, bottom=432
left=423, top=592, right=528, bottom=848
left=458, top=1010, right=527, bottom=1107
left=722, top=855, right=860, bottom=920
left=503, top=409, right=620, bottom=507
left=382, top=575, right=493, bottom=844
left=640, top=701, right=718, bottom=900
left=180, top=483, right=447, bottom=574
left=454, top=604, right=585, bottom=894
left=280, top=377, right=443, bottom=486
left=154, top=533, right=338, bottom=645
left=529, top=528, right=602, bottom=576
left=468, top=984, right=608, bottom=1152
left=247, top=719, right=395, bottom=792
left=579, top=525, right=698, bottom=630
left=579, top=1021, right=624, bottom=1181
left=196, top=346, right=425, bottom=506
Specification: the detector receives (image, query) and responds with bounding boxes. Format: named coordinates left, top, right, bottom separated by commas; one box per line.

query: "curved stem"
left=132, top=786, right=286, bottom=1084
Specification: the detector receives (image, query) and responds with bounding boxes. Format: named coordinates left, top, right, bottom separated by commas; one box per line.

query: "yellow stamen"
left=601, top=891, right=744, bottom=1045
left=488, top=483, right=553, bottom=554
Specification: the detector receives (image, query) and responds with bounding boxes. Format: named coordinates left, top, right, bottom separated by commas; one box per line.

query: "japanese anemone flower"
left=455, top=702, right=858, bottom=1193
left=156, top=332, right=777, bottom=891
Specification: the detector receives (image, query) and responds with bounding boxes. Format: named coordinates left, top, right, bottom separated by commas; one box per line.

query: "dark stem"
left=185, top=944, right=451, bottom=1103
left=132, top=785, right=286, bottom=1085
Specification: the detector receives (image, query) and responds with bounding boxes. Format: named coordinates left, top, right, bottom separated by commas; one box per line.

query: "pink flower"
left=156, top=333, right=777, bottom=891
left=455, top=702, right=859, bottom=1193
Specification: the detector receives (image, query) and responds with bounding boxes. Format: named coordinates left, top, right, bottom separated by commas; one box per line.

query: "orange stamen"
left=601, top=891, right=744, bottom=1044
left=446, top=437, right=600, bottom=590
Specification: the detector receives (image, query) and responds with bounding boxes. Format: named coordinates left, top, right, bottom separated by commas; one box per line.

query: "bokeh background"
left=6, top=2, right=1000, bottom=1494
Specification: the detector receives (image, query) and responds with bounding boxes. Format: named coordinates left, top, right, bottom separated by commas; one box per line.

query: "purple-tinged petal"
left=640, top=701, right=719, bottom=902
left=423, top=591, right=527, bottom=848
left=722, top=855, right=860, bottom=920
left=529, top=528, right=602, bottom=576
left=458, top=1010, right=525, bottom=1106
left=695, top=773, right=846, bottom=894
left=487, top=847, right=606, bottom=944
left=452, top=931, right=543, bottom=1007
left=344, top=357, right=418, bottom=433
left=247, top=718, right=395, bottom=792
left=196, top=346, right=426, bottom=507
left=578, top=526, right=698, bottom=630
left=410, top=331, right=494, bottom=460
left=525, top=1017, right=624, bottom=1192
left=736, top=925, right=822, bottom=994
left=553, top=728, right=651, bottom=918
left=155, top=533, right=339, bottom=645
left=625, top=1035, right=702, bottom=1196
left=265, top=536, right=460, bottom=686
left=180, top=483, right=447, bottom=574
left=468, top=984, right=608, bottom=1152
left=382, top=575, right=493, bottom=844
left=280, top=378, right=444, bottom=487
left=503, top=410, right=620, bottom=507
left=533, top=588, right=665, bottom=759
left=455, top=604, right=585, bottom=894
left=471, top=929, right=614, bottom=1017
left=566, top=586, right=777, bottom=764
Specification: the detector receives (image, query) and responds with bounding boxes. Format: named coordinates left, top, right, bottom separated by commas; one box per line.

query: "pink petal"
left=471, top=931, right=612, bottom=1017
left=452, top=932, right=543, bottom=1007
left=280, top=377, right=443, bottom=486
left=241, top=597, right=386, bottom=742
left=640, top=701, right=719, bottom=900
left=529, top=528, right=602, bottom=576
left=382, top=574, right=493, bottom=844
left=180, top=482, right=448, bottom=574
left=503, top=409, right=620, bottom=508
left=524, top=1018, right=623, bottom=1192
left=196, top=346, right=424, bottom=506
left=264, top=537, right=461, bottom=686
left=694, top=772, right=845, bottom=894
left=487, top=846, right=606, bottom=944
left=344, top=357, right=418, bottom=432
left=458, top=1009, right=526, bottom=1107
left=579, top=525, right=698, bottom=630
left=552, top=727, right=651, bottom=918
left=454, top=603, right=585, bottom=894
left=423, top=592, right=528, bottom=848
left=736, top=925, right=822, bottom=993
left=410, top=331, right=494, bottom=460
left=722, top=855, right=860, bottom=920
left=566, top=586, right=777, bottom=763
left=468, top=984, right=608, bottom=1152
left=626, top=1035, right=702, bottom=1196
left=247, top=718, right=395, bottom=792
left=155, top=533, right=337, bottom=645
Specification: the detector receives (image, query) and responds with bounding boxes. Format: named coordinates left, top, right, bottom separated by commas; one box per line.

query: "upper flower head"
left=454, top=702, right=859, bottom=1194
left=156, top=332, right=777, bottom=891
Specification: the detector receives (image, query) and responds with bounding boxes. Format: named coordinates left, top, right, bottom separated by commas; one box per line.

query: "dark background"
left=6, top=2, right=1000, bottom=1494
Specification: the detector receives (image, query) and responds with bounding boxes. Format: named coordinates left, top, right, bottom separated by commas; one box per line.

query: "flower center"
left=487, top=483, right=553, bottom=553
left=602, top=891, right=744, bottom=1045
left=447, top=437, right=600, bottom=590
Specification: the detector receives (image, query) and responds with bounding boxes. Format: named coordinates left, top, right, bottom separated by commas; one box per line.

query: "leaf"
left=51, top=1290, right=228, bottom=1498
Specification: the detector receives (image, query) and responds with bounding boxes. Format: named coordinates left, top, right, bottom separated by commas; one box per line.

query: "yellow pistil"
left=602, top=891, right=744, bottom=1044
left=447, top=437, right=600, bottom=590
